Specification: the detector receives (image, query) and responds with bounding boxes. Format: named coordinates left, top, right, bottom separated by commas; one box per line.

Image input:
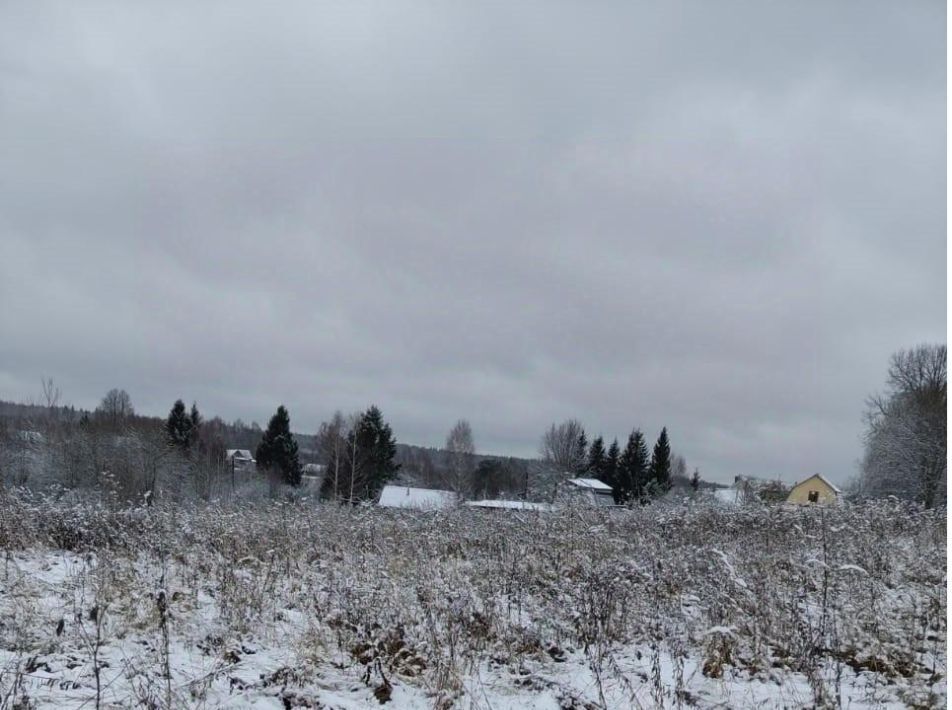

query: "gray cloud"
left=1, top=1, right=945, bottom=483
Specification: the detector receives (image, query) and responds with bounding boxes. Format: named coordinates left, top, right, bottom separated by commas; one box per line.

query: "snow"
left=0, top=494, right=943, bottom=708
left=377, top=485, right=456, bottom=510
left=713, top=486, right=739, bottom=504
left=465, top=499, right=554, bottom=511
left=812, top=472, right=843, bottom=493
left=567, top=477, right=612, bottom=491
left=225, top=449, right=254, bottom=461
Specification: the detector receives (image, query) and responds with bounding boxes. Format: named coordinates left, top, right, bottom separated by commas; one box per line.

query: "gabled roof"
left=796, top=473, right=842, bottom=494
left=226, top=449, right=254, bottom=460
left=378, top=485, right=456, bottom=510
left=568, top=478, right=612, bottom=492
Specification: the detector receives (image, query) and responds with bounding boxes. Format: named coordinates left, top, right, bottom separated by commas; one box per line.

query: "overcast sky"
left=0, top=2, right=945, bottom=484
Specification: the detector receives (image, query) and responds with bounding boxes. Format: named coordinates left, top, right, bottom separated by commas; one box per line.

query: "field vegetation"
left=0, top=491, right=944, bottom=708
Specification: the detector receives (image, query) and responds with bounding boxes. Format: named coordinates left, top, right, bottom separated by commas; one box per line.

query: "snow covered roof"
left=226, top=449, right=254, bottom=460
left=465, top=499, right=553, bottom=512
left=377, top=485, right=456, bottom=510
left=568, top=478, right=612, bottom=492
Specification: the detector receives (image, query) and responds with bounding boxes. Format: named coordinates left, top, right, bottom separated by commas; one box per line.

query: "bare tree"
left=444, top=419, right=475, bottom=497
left=669, top=452, right=688, bottom=485
left=95, top=388, right=134, bottom=429
left=317, top=411, right=348, bottom=502
left=41, top=376, right=61, bottom=410
left=860, top=344, right=946, bottom=508
left=539, top=419, right=586, bottom=472
left=332, top=411, right=367, bottom=505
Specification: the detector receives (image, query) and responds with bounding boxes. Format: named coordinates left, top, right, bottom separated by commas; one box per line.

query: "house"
left=465, top=499, right=553, bottom=513
left=225, top=449, right=255, bottom=470
left=565, top=478, right=616, bottom=507
left=378, top=485, right=456, bottom=511
left=786, top=473, right=841, bottom=505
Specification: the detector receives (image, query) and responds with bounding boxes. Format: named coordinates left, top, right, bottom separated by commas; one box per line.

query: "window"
left=808, top=490, right=819, bottom=503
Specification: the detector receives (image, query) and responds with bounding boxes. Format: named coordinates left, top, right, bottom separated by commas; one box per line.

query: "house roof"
left=568, top=478, right=612, bottom=492
left=226, top=449, right=254, bottom=460
left=465, top=499, right=553, bottom=512
left=797, top=473, right=842, bottom=494
left=378, top=485, right=456, bottom=510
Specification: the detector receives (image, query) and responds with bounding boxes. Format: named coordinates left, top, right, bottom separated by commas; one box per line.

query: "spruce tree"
left=619, top=429, right=649, bottom=504
left=165, top=399, right=193, bottom=451
left=587, top=436, right=606, bottom=481
left=574, top=431, right=589, bottom=474
left=346, top=405, right=400, bottom=501
left=631, top=430, right=651, bottom=502
left=618, top=434, right=634, bottom=503
left=605, top=438, right=621, bottom=502
left=190, top=402, right=202, bottom=431
left=256, top=405, right=303, bottom=486
left=648, top=427, right=672, bottom=496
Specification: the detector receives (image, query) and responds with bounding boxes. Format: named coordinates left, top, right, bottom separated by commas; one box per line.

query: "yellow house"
left=786, top=473, right=841, bottom=505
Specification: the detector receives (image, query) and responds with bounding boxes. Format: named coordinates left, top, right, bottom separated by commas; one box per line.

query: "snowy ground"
left=0, top=494, right=944, bottom=708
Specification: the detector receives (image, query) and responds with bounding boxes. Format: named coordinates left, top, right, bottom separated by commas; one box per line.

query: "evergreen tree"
left=587, top=436, right=606, bottom=480
left=345, top=405, right=400, bottom=502
left=574, top=430, right=588, bottom=474
left=165, top=399, right=194, bottom=451
left=605, top=438, right=621, bottom=502
left=648, top=427, right=672, bottom=496
left=256, top=405, right=303, bottom=486
left=691, top=468, right=701, bottom=492
left=619, top=429, right=650, bottom=504
left=190, top=402, right=202, bottom=431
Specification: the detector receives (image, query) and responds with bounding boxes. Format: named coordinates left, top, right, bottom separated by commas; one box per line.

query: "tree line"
left=4, top=342, right=945, bottom=510
left=539, top=419, right=694, bottom=503
left=168, top=400, right=402, bottom=503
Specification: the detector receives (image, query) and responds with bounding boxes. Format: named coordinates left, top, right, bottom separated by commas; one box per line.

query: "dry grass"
left=0, top=490, right=944, bottom=708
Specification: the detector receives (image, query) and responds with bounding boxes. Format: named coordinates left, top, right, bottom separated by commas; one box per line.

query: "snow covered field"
left=0, top=493, right=944, bottom=708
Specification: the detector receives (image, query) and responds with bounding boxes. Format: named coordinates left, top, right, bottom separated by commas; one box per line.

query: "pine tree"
left=691, top=467, right=701, bottom=492
left=165, top=399, right=193, bottom=451
left=587, top=436, right=606, bottom=481
left=619, top=429, right=650, bottom=504
left=190, top=402, right=202, bottom=431
left=649, top=427, right=672, bottom=496
left=256, top=405, right=303, bottom=486
left=605, top=438, right=621, bottom=502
